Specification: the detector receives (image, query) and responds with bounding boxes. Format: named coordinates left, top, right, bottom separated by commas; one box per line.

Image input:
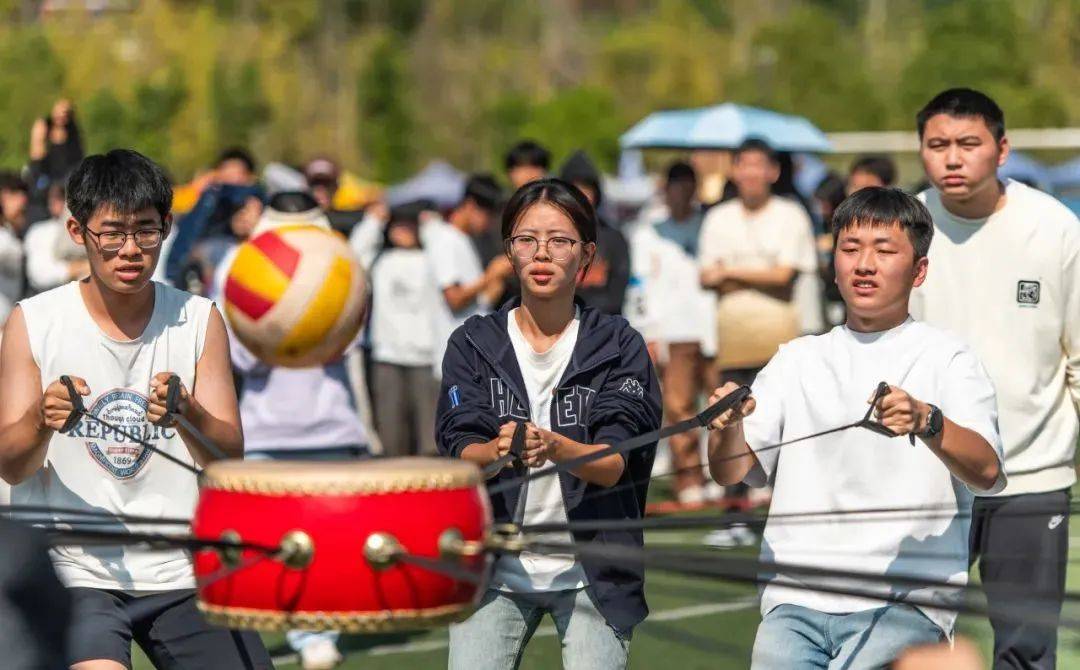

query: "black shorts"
left=67, top=587, right=272, bottom=669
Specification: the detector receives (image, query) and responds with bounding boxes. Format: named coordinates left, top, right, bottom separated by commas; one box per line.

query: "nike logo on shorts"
left=1048, top=514, right=1064, bottom=530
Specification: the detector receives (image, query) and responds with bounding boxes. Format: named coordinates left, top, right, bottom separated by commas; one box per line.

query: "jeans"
left=245, top=445, right=368, bottom=653
left=448, top=588, right=631, bottom=670
left=751, top=604, right=944, bottom=670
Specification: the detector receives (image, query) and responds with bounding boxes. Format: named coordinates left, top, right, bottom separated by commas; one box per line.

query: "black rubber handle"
left=509, top=421, right=528, bottom=476
left=148, top=374, right=183, bottom=427
left=165, top=375, right=182, bottom=415
left=697, top=385, right=752, bottom=428
left=58, top=375, right=84, bottom=434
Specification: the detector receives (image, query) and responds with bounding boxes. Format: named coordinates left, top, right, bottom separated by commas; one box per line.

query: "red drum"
left=192, top=458, right=491, bottom=633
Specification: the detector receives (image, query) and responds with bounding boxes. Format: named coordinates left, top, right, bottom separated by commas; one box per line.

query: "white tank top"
left=14, top=281, right=213, bottom=591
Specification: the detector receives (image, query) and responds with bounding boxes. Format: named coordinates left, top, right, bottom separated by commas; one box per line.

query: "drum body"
left=192, top=458, right=490, bottom=632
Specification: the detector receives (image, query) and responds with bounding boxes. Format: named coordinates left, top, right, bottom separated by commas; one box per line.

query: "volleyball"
left=223, top=225, right=367, bottom=368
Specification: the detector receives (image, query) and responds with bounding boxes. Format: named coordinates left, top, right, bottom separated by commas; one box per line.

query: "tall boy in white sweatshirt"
left=910, top=87, right=1080, bottom=670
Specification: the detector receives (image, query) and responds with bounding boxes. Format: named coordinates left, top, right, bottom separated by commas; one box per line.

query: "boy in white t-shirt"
left=707, top=186, right=1005, bottom=669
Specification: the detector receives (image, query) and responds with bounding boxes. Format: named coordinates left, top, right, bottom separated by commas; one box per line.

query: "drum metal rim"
left=197, top=600, right=476, bottom=633
left=199, top=457, right=482, bottom=496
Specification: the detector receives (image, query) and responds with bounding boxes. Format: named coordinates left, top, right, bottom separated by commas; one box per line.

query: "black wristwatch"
left=917, top=404, right=944, bottom=440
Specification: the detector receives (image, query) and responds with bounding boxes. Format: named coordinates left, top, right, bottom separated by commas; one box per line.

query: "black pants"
left=67, top=588, right=272, bottom=669
left=970, top=489, right=1070, bottom=670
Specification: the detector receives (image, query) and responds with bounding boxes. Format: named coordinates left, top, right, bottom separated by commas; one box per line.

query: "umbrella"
left=999, top=151, right=1051, bottom=191
left=385, top=161, right=466, bottom=209
left=620, top=103, right=832, bottom=153
left=1048, top=156, right=1080, bottom=191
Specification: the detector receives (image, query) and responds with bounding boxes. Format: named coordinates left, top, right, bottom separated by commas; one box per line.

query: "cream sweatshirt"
left=912, top=180, right=1080, bottom=496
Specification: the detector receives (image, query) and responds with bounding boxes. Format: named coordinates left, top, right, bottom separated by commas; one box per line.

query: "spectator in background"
left=699, top=140, right=817, bottom=383
left=366, top=203, right=440, bottom=457
left=699, top=139, right=816, bottom=513
left=0, top=173, right=29, bottom=321
left=505, top=140, right=550, bottom=189
left=24, top=184, right=89, bottom=295
left=26, top=99, right=83, bottom=220
left=560, top=150, right=630, bottom=315
left=304, top=157, right=364, bottom=236
left=164, top=148, right=264, bottom=287
left=215, top=192, right=370, bottom=670
left=813, top=173, right=849, bottom=326
left=449, top=174, right=515, bottom=309
left=847, top=154, right=897, bottom=194
left=351, top=196, right=504, bottom=378
left=629, top=162, right=714, bottom=505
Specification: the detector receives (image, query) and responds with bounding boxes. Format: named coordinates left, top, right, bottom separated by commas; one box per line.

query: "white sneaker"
left=703, top=528, right=737, bottom=548
left=729, top=523, right=758, bottom=547
left=300, top=637, right=343, bottom=670
left=677, top=485, right=705, bottom=506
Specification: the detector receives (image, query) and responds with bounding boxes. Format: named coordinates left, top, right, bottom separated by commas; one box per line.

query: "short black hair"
left=831, top=186, right=933, bottom=258
left=504, top=140, right=551, bottom=172
left=463, top=174, right=503, bottom=213
left=215, top=147, right=256, bottom=174
left=501, top=178, right=597, bottom=244
left=916, top=88, right=1005, bottom=142
left=66, top=149, right=173, bottom=226
left=733, top=138, right=779, bottom=164
left=268, top=191, right=318, bottom=213
left=849, top=155, right=896, bottom=187
left=666, top=161, right=696, bottom=185
left=0, top=172, right=28, bottom=193
left=813, top=173, right=847, bottom=213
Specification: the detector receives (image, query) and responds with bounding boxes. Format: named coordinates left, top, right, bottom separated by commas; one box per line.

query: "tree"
left=0, top=28, right=64, bottom=169
left=898, top=0, right=1068, bottom=128
left=356, top=33, right=416, bottom=182
left=210, top=60, right=272, bottom=151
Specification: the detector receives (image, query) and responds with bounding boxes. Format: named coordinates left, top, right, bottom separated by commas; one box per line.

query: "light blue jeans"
left=246, top=446, right=368, bottom=653
left=751, top=603, right=945, bottom=670
left=448, top=588, right=631, bottom=670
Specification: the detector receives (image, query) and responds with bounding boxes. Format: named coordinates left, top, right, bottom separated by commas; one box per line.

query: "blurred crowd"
left=0, top=99, right=904, bottom=512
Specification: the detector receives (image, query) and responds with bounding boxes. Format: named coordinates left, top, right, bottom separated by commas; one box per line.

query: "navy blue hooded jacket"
left=436, top=297, right=662, bottom=631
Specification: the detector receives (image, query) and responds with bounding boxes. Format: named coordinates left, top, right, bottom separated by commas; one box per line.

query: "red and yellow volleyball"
left=223, top=225, right=367, bottom=368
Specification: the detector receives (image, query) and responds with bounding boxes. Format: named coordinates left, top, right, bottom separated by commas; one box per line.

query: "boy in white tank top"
left=0, top=150, right=271, bottom=669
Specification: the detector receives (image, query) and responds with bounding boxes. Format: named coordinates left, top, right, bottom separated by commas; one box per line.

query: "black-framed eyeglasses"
left=505, top=235, right=583, bottom=262
left=82, top=227, right=164, bottom=252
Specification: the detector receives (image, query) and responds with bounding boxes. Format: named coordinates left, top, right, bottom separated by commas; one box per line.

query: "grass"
left=133, top=479, right=1080, bottom=669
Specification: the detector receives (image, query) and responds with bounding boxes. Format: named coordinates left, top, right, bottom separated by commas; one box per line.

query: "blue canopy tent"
left=999, top=151, right=1051, bottom=191
left=385, top=160, right=466, bottom=209
left=1048, top=156, right=1080, bottom=191
left=619, top=103, right=832, bottom=153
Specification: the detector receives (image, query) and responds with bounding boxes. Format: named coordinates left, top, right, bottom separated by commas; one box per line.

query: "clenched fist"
left=41, top=377, right=90, bottom=432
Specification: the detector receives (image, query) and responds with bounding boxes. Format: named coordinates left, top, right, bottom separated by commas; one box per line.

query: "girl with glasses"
left=437, top=178, right=662, bottom=670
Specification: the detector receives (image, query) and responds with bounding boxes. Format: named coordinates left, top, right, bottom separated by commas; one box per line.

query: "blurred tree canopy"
left=0, top=0, right=1077, bottom=183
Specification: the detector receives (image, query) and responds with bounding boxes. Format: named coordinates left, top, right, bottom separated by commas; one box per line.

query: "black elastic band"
left=489, top=385, right=751, bottom=497
left=57, top=375, right=84, bottom=435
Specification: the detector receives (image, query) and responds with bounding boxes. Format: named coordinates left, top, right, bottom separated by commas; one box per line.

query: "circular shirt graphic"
left=77, top=388, right=176, bottom=479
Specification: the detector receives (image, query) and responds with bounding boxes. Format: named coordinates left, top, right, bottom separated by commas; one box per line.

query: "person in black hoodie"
left=559, top=150, right=631, bottom=315
left=437, top=178, right=662, bottom=670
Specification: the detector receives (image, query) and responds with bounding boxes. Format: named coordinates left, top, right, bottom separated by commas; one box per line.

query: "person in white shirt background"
left=365, top=202, right=441, bottom=457
left=0, top=172, right=30, bottom=323
left=25, top=183, right=90, bottom=295
left=707, top=186, right=1005, bottom=669
left=910, top=87, right=1080, bottom=670
left=698, top=138, right=819, bottom=512
left=628, top=161, right=716, bottom=506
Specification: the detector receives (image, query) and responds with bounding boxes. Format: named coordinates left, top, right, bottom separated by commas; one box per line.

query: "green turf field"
left=132, top=482, right=1080, bottom=669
